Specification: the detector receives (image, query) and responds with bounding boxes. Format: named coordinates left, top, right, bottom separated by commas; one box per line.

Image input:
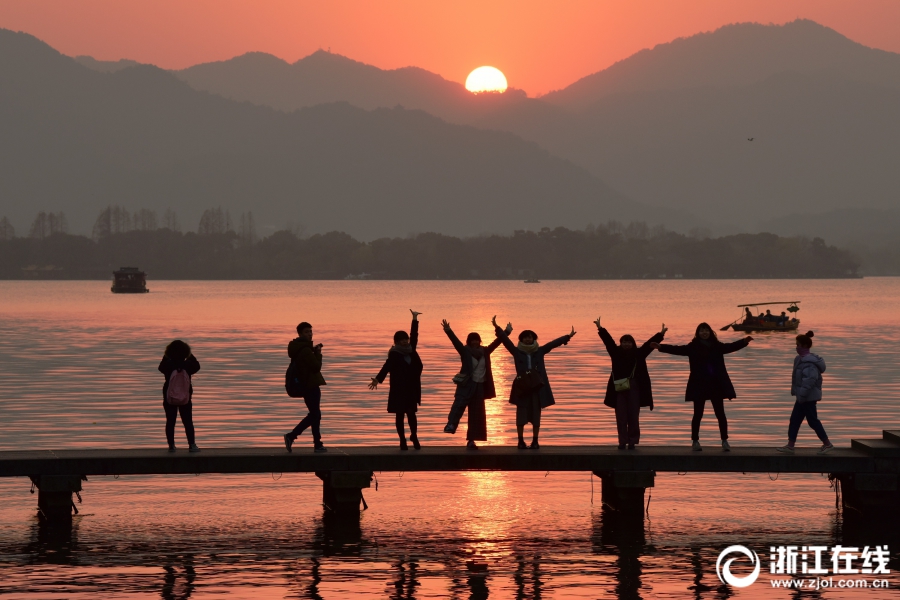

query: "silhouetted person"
left=158, top=340, right=200, bottom=453
left=778, top=311, right=788, bottom=326
left=284, top=321, right=327, bottom=453
left=441, top=319, right=511, bottom=449
left=777, top=331, right=833, bottom=454
left=369, top=310, right=423, bottom=450
left=492, top=315, right=575, bottom=449
left=652, top=323, right=752, bottom=451
left=595, top=316, right=667, bottom=449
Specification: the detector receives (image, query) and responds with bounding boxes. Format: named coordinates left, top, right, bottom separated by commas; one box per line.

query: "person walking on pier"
left=777, top=331, right=834, bottom=454
left=651, top=323, right=752, bottom=452
left=283, top=322, right=327, bottom=453
left=369, top=310, right=424, bottom=450
left=440, top=319, right=512, bottom=449
left=158, top=340, right=201, bottom=453
left=595, top=317, right=667, bottom=450
left=491, top=315, right=576, bottom=450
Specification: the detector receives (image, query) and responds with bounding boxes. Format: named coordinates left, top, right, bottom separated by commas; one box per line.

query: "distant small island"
left=0, top=211, right=860, bottom=280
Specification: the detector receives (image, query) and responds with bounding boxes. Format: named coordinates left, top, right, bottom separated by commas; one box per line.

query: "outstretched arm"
left=442, top=320, right=465, bottom=354
left=492, top=315, right=517, bottom=355
left=595, top=316, right=617, bottom=356
left=541, top=328, right=575, bottom=354
left=721, top=337, right=752, bottom=354
left=486, top=323, right=513, bottom=353
left=369, top=360, right=390, bottom=389
left=409, top=312, right=420, bottom=350
left=639, top=324, right=667, bottom=359
left=655, top=343, right=690, bottom=356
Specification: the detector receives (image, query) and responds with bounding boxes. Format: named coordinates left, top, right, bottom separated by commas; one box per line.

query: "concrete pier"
left=3, top=429, right=898, bottom=521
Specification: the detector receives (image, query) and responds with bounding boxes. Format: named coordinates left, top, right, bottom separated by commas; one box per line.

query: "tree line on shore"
left=0, top=207, right=860, bottom=279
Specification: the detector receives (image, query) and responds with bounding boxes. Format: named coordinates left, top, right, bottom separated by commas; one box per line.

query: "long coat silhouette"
left=657, top=338, right=749, bottom=401
left=598, top=327, right=665, bottom=409
left=494, top=324, right=571, bottom=408
left=376, top=320, right=424, bottom=413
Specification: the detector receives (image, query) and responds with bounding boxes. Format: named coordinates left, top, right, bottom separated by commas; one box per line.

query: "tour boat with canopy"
left=721, top=301, right=800, bottom=332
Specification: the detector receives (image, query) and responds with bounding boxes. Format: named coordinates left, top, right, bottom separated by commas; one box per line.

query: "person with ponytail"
left=491, top=315, right=576, bottom=450
left=369, top=310, right=424, bottom=450
left=776, top=331, right=833, bottom=454
left=595, top=316, right=667, bottom=450
left=651, top=323, right=752, bottom=451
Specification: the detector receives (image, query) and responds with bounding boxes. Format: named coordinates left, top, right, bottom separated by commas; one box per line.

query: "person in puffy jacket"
left=777, top=331, right=834, bottom=454
left=158, top=339, right=201, bottom=453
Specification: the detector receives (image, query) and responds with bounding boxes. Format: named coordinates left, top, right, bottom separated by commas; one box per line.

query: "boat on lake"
left=111, top=267, right=149, bottom=293
left=524, top=278, right=541, bottom=283
left=724, top=301, right=800, bottom=332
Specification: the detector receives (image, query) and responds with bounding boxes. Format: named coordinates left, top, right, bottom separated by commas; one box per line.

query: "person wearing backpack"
left=158, top=339, right=201, bottom=452
left=595, top=317, right=667, bottom=450
left=283, top=321, right=327, bottom=453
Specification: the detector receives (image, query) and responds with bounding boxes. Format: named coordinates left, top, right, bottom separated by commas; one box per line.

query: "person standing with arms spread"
left=369, top=310, right=424, bottom=450
left=440, top=319, right=512, bottom=449
left=491, top=315, right=575, bottom=450
left=158, top=340, right=201, bottom=453
left=652, top=323, right=752, bottom=451
left=777, top=331, right=834, bottom=454
left=595, top=316, right=667, bottom=450
left=283, top=322, right=327, bottom=453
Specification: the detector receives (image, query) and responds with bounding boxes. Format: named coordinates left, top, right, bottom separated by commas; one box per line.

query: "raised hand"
left=505, top=322, right=513, bottom=332
left=745, top=336, right=754, bottom=342
left=441, top=319, right=450, bottom=330
left=660, top=323, right=668, bottom=335
left=593, top=316, right=602, bottom=329
left=368, top=377, right=379, bottom=390
left=410, top=309, right=422, bottom=321
left=491, top=315, right=498, bottom=327
left=569, top=326, right=577, bottom=337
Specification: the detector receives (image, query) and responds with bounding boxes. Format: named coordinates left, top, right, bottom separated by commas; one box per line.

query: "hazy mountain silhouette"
left=74, top=55, right=141, bottom=73
left=541, top=19, right=900, bottom=108
left=1, top=29, right=675, bottom=239
left=143, top=19, right=900, bottom=228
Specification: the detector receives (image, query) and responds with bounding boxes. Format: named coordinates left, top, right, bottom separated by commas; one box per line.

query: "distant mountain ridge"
left=541, top=19, right=900, bottom=108
left=0, top=28, right=674, bottom=240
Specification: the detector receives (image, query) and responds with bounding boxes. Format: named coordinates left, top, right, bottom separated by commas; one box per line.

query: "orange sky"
left=2, top=0, right=899, bottom=95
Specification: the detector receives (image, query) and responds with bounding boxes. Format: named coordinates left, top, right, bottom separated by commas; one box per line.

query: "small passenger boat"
left=723, top=301, right=800, bottom=332
left=524, top=278, right=541, bottom=283
left=111, top=267, right=149, bottom=293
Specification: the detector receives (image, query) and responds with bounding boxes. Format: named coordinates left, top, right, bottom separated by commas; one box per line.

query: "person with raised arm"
left=651, top=323, right=752, bottom=452
left=491, top=315, right=575, bottom=450
left=595, top=317, right=668, bottom=450
left=283, top=321, right=328, bottom=454
left=441, top=319, right=512, bottom=450
left=776, top=331, right=834, bottom=454
left=369, top=310, right=424, bottom=450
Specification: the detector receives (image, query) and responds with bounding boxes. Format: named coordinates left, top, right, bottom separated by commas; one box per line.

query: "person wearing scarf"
left=491, top=315, right=576, bottom=449
left=369, top=310, right=424, bottom=450
left=652, top=323, right=752, bottom=452
left=441, top=319, right=512, bottom=449
left=777, top=331, right=833, bottom=454
left=595, top=316, right=667, bottom=450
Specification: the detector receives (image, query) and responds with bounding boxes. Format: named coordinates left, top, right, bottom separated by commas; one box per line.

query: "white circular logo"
left=716, top=545, right=761, bottom=588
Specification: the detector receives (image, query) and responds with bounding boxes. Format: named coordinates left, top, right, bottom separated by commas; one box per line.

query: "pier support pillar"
left=833, top=473, right=900, bottom=523
left=29, top=475, right=83, bottom=521
left=594, top=471, right=654, bottom=515
left=316, top=471, right=373, bottom=515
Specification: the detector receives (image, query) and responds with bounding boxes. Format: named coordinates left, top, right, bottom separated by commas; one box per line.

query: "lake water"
left=1, top=279, right=899, bottom=598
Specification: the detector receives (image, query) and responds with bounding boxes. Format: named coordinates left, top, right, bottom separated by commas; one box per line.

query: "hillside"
left=0, top=28, right=675, bottom=240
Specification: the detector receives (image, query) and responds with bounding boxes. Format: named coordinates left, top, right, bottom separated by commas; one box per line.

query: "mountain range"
left=6, top=19, right=900, bottom=247
left=1, top=29, right=666, bottom=239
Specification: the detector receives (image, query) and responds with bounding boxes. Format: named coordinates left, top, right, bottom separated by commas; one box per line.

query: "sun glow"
left=465, top=66, right=508, bottom=94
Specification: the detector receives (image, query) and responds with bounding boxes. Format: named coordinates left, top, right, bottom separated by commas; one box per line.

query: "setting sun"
left=465, top=66, right=508, bottom=94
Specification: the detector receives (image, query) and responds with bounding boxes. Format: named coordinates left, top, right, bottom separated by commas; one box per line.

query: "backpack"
left=166, top=369, right=191, bottom=405
left=285, top=362, right=304, bottom=398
